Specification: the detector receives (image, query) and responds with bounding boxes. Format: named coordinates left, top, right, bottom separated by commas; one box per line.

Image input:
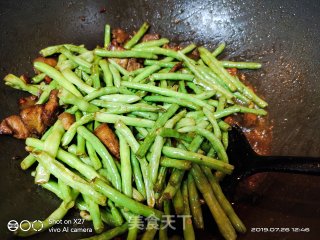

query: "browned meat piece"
left=112, top=28, right=129, bottom=44
left=44, top=75, right=52, bottom=84
left=41, top=90, right=59, bottom=126
left=0, top=115, right=30, bottom=139
left=169, top=62, right=183, bottom=73
left=163, top=43, right=182, bottom=51
left=126, top=58, right=142, bottom=72
left=20, top=74, right=31, bottom=84
left=33, top=56, right=57, bottom=75
left=19, top=95, right=38, bottom=110
left=108, top=40, right=124, bottom=51
left=1, top=90, right=60, bottom=139
left=94, top=123, right=120, bottom=159
left=226, top=68, right=238, bottom=76
left=20, top=105, right=45, bottom=134
left=58, top=112, right=75, bottom=130
left=141, top=33, right=160, bottom=42
left=33, top=57, right=57, bottom=67
left=108, top=41, right=129, bottom=69
left=113, top=58, right=129, bottom=69
left=187, top=49, right=200, bottom=60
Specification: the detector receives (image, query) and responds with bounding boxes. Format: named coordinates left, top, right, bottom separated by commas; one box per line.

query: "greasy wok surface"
left=0, top=0, right=319, bottom=239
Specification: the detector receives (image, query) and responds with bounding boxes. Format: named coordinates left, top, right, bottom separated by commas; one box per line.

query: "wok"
left=0, top=0, right=319, bottom=239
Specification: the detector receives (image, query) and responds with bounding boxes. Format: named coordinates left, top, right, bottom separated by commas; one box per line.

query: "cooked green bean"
left=35, top=120, right=65, bottom=184
left=77, top=126, right=121, bottom=191
left=41, top=180, right=63, bottom=199
left=127, top=213, right=140, bottom=240
left=131, top=151, right=147, bottom=198
left=26, top=138, right=100, bottom=180
left=132, top=187, right=145, bottom=202
left=106, top=103, right=165, bottom=114
left=161, top=169, right=185, bottom=200
left=104, top=24, right=111, bottom=48
left=59, top=179, right=73, bottom=204
left=114, top=121, right=154, bottom=207
left=109, top=58, right=130, bottom=76
left=108, top=200, right=124, bottom=226
left=187, top=173, right=204, bottom=229
left=91, top=58, right=101, bottom=89
left=162, top=146, right=233, bottom=174
left=86, top=139, right=102, bottom=170
left=148, top=135, right=164, bottom=184
left=99, top=59, right=113, bottom=86
left=159, top=200, right=171, bottom=240
left=59, top=46, right=92, bottom=69
left=131, top=111, right=159, bottom=121
left=134, top=46, right=181, bottom=59
left=190, top=164, right=236, bottom=240
left=172, top=188, right=184, bottom=215
left=182, top=180, right=195, bottom=240
left=4, top=74, right=40, bottom=96
left=108, top=63, right=121, bottom=87
left=198, top=48, right=236, bottom=92
left=218, top=120, right=231, bottom=131
left=150, top=73, right=194, bottom=81
left=160, top=157, right=192, bottom=171
left=213, top=105, right=267, bottom=119
left=203, top=107, right=222, bottom=140
left=93, top=178, right=162, bottom=218
left=100, top=211, right=119, bottom=227
left=178, top=80, right=187, bottom=93
left=201, top=166, right=246, bottom=233
left=81, top=222, right=129, bottom=240
left=177, top=52, right=234, bottom=99
left=233, top=76, right=268, bottom=108
left=154, top=166, right=167, bottom=194
left=118, top=132, right=133, bottom=197
left=132, top=64, right=161, bottom=83
left=34, top=151, right=106, bottom=205
left=144, top=95, right=199, bottom=110
left=99, top=94, right=141, bottom=103
left=124, top=22, right=150, bottom=49
left=136, top=104, right=180, bottom=158
left=75, top=112, right=86, bottom=156
left=134, top=38, right=169, bottom=49
left=194, top=127, right=228, bottom=162
left=62, top=113, right=94, bottom=146
left=222, top=131, right=229, bottom=150
left=121, top=81, right=215, bottom=111
left=159, top=128, right=193, bottom=143
left=175, top=118, right=196, bottom=130
left=186, top=82, right=203, bottom=94
left=59, top=89, right=99, bottom=113
left=94, top=49, right=157, bottom=59
left=195, top=90, right=216, bottom=100
left=197, top=65, right=229, bottom=90
left=37, top=80, right=58, bottom=104
left=34, top=164, right=50, bottom=184
left=144, top=60, right=177, bottom=68
left=32, top=72, right=46, bottom=83
left=212, top=42, right=226, bottom=57
left=221, top=60, right=261, bottom=69
left=61, top=68, right=95, bottom=94
left=95, top=112, right=155, bottom=128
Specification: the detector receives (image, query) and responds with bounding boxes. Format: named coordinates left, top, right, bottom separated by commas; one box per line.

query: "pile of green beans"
left=5, top=22, right=268, bottom=240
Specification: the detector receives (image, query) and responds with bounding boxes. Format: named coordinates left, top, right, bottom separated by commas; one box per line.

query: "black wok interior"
left=0, top=0, right=319, bottom=239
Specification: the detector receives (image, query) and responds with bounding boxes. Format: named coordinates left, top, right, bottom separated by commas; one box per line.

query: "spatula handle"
left=249, top=155, right=320, bottom=175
